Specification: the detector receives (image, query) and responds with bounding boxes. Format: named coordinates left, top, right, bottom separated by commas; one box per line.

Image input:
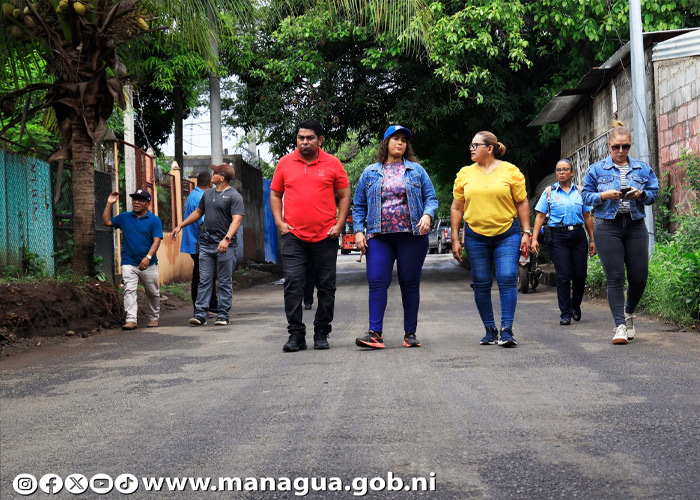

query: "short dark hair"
left=296, top=119, right=324, bottom=138
left=197, top=171, right=212, bottom=187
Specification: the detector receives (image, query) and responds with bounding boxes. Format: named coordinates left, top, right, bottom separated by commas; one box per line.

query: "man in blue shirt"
left=181, top=172, right=218, bottom=315
left=102, top=189, right=163, bottom=330
left=531, top=160, right=596, bottom=325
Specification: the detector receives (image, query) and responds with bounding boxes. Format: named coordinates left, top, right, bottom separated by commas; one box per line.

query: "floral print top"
left=374, top=161, right=412, bottom=236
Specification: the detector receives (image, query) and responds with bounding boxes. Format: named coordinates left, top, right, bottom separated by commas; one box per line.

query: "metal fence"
left=568, top=130, right=611, bottom=189
left=0, top=151, right=54, bottom=275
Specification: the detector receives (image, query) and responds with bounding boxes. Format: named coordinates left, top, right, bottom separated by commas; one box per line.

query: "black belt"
left=551, top=224, right=583, bottom=232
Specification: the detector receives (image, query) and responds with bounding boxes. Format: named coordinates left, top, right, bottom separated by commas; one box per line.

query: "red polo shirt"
left=271, top=148, right=349, bottom=242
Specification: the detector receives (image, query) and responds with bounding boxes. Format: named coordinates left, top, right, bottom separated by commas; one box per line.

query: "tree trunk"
left=71, top=121, right=96, bottom=276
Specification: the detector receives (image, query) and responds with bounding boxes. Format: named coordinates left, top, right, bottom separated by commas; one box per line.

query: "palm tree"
left=0, top=0, right=430, bottom=276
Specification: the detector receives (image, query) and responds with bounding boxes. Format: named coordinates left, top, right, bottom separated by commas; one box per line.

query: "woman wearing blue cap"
left=352, top=125, right=438, bottom=349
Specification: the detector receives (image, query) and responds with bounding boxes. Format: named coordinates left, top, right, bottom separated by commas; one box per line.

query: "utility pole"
left=629, top=0, right=656, bottom=252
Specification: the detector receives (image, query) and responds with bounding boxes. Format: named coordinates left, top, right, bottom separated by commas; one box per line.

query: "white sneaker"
left=612, top=324, right=628, bottom=344
left=625, top=312, right=636, bottom=339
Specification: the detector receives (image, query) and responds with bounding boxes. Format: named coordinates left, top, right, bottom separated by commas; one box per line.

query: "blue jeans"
left=366, top=232, right=429, bottom=333
left=190, top=253, right=218, bottom=313
left=463, top=220, right=521, bottom=330
left=594, top=214, right=649, bottom=326
left=195, top=242, right=236, bottom=320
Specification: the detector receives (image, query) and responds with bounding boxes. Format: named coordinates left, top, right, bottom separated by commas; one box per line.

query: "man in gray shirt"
left=172, top=163, right=245, bottom=326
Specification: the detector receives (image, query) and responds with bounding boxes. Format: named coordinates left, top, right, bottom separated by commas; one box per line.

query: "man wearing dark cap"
left=172, top=163, right=245, bottom=326
left=270, top=119, right=351, bottom=351
left=103, top=189, right=163, bottom=330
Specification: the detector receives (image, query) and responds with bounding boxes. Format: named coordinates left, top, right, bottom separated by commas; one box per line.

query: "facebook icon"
left=39, top=474, right=63, bottom=494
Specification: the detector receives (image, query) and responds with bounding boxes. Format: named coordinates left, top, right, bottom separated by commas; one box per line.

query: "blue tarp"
left=262, top=179, right=278, bottom=263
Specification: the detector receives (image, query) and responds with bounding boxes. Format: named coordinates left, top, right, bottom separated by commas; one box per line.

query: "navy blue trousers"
left=547, top=226, right=588, bottom=319
left=365, top=232, right=429, bottom=334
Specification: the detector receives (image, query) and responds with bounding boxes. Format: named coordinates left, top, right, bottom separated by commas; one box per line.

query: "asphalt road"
left=2, top=253, right=700, bottom=499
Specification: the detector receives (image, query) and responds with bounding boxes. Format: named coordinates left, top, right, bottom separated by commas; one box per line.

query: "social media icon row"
left=13, top=473, right=139, bottom=495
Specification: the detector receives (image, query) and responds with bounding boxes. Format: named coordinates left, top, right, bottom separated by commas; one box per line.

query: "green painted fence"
left=0, top=151, right=54, bottom=275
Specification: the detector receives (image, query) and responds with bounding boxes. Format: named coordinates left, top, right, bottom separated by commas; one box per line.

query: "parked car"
left=428, top=218, right=451, bottom=254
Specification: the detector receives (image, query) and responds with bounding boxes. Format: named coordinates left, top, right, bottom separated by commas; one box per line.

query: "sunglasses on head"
left=611, top=144, right=631, bottom=152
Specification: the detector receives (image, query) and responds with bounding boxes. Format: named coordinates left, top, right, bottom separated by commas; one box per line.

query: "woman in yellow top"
left=450, top=131, right=532, bottom=347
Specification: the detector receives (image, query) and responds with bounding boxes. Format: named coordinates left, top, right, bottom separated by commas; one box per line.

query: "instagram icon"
left=13, top=474, right=38, bottom=495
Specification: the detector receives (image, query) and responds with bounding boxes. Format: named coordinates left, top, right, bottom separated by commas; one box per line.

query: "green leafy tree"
left=1, top=0, right=433, bottom=276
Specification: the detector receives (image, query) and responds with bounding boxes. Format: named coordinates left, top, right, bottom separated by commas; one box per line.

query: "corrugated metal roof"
left=653, top=29, right=700, bottom=61
left=529, top=28, right=700, bottom=127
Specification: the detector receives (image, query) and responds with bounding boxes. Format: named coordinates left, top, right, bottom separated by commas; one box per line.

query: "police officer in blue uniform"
left=531, top=159, right=596, bottom=325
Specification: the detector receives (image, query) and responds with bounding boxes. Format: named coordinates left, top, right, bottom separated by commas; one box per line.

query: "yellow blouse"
left=453, top=161, right=527, bottom=236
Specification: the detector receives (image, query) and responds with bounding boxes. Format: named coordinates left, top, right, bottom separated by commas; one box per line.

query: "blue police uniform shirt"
left=534, top=182, right=592, bottom=227
left=111, top=210, right=163, bottom=266
left=180, top=186, right=206, bottom=255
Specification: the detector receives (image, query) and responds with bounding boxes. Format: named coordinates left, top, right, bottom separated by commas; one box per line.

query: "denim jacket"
left=353, top=159, right=438, bottom=235
left=581, top=155, right=659, bottom=220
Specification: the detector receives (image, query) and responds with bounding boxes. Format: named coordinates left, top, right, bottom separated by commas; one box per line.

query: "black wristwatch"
left=224, top=236, right=232, bottom=243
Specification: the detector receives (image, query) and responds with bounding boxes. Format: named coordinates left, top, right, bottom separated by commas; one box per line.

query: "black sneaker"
left=479, top=326, right=499, bottom=345
left=498, top=328, right=517, bottom=347
left=355, top=330, right=385, bottom=349
left=403, top=332, right=421, bottom=347
left=304, top=303, right=313, bottom=310
left=313, top=332, right=329, bottom=350
left=283, top=334, right=307, bottom=352
left=214, top=318, right=229, bottom=326
left=189, top=316, right=207, bottom=326
left=560, top=317, right=571, bottom=325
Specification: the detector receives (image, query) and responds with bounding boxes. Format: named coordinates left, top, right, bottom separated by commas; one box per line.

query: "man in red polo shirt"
left=271, top=119, right=351, bottom=352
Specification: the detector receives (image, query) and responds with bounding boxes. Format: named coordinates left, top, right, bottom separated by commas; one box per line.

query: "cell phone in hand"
left=620, top=187, right=632, bottom=196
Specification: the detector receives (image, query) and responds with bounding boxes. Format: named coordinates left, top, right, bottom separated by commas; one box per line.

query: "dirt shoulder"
left=0, top=263, right=282, bottom=359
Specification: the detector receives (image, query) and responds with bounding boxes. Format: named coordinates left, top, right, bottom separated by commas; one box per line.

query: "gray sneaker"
left=625, top=312, right=636, bottom=339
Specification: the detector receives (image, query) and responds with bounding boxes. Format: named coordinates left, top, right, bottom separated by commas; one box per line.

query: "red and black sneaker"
left=355, top=330, right=385, bottom=349
left=403, top=332, right=421, bottom=347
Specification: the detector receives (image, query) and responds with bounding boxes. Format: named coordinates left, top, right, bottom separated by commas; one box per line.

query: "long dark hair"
left=376, top=136, right=418, bottom=164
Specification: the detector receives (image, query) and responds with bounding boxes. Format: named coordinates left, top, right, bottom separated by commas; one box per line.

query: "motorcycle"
left=517, top=244, right=543, bottom=294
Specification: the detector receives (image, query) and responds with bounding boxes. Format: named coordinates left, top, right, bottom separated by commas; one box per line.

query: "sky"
left=160, top=108, right=273, bottom=164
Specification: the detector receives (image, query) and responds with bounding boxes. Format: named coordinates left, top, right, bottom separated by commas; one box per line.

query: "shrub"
left=586, top=255, right=607, bottom=298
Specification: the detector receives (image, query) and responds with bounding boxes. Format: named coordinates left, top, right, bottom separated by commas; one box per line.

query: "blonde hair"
left=609, top=120, right=632, bottom=142
left=476, top=131, right=507, bottom=158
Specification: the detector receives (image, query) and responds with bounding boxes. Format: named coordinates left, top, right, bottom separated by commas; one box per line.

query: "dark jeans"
left=190, top=253, right=218, bottom=312
left=463, top=220, right=521, bottom=330
left=304, top=258, right=315, bottom=306
left=548, top=226, right=588, bottom=319
left=281, top=233, right=338, bottom=336
left=365, top=232, right=429, bottom=334
left=594, top=214, right=649, bottom=326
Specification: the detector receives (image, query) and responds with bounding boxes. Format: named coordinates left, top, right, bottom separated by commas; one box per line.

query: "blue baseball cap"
left=383, top=125, right=413, bottom=141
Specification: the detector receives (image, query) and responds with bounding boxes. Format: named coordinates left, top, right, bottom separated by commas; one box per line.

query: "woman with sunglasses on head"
left=450, top=131, right=531, bottom=347
left=581, top=120, right=659, bottom=344
left=353, top=125, right=438, bottom=349
left=531, top=159, right=596, bottom=326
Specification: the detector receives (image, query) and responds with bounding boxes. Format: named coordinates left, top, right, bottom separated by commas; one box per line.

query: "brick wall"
left=654, top=56, right=700, bottom=213
left=561, top=49, right=658, bottom=169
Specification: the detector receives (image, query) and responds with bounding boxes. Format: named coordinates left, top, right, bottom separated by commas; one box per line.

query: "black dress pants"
left=281, top=233, right=338, bottom=336
left=548, top=226, right=588, bottom=319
